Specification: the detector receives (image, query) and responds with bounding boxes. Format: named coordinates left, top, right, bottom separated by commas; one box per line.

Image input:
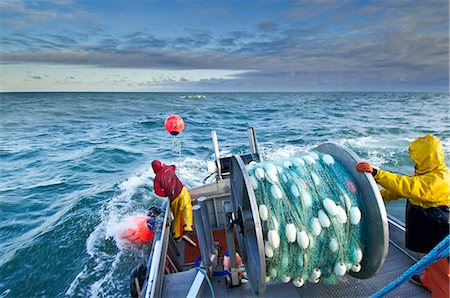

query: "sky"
left=0, top=0, right=449, bottom=92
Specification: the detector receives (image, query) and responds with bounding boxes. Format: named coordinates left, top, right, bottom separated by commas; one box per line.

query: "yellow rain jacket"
left=374, top=134, right=450, bottom=208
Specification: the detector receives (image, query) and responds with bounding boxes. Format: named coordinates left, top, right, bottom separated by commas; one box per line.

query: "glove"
left=147, top=206, right=162, bottom=218
left=356, top=162, right=374, bottom=174
left=147, top=219, right=158, bottom=231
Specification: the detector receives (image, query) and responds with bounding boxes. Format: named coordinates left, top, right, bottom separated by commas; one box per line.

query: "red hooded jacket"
left=152, top=160, right=183, bottom=201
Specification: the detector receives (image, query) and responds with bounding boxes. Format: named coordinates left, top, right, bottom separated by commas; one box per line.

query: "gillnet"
left=246, top=151, right=366, bottom=287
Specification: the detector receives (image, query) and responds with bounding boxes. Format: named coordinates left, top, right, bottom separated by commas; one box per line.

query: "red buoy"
left=164, top=115, right=184, bottom=136
left=121, top=215, right=154, bottom=245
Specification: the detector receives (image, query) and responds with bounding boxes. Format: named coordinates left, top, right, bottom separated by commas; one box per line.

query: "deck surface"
left=198, top=241, right=430, bottom=297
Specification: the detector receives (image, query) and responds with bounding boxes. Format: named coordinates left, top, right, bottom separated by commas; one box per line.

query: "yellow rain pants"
left=170, top=186, right=193, bottom=239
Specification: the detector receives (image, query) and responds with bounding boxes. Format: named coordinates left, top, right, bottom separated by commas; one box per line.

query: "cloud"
left=1, top=1, right=448, bottom=91
left=258, top=21, right=279, bottom=31
left=0, top=0, right=98, bottom=28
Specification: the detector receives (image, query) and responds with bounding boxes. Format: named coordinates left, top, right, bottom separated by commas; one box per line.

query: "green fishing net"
left=246, top=152, right=366, bottom=287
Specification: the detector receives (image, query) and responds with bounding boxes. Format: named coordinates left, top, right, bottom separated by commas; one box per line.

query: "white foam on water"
left=67, top=155, right=210, bottom=297
left=260, top=144, right=309, bottom=161
left=171, top=156, right=209, bottom=188
left=442, top=137, right=450, bottom=164
left=89, top=250, right=125, bottom=298
left=66, top=165, right=155, bottom=297
left=339, top=136, right=412, bottom=167
left=0, top=289, right=11, bottom=298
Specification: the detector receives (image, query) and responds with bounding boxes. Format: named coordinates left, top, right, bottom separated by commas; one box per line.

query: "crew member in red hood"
left=152, top=160, right=193, bottom=240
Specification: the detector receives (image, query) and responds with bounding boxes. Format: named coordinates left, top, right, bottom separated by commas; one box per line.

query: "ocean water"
left=0, top=92, right=449, bottom=297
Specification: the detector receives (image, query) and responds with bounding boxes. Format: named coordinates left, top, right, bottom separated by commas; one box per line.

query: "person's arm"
left=356, top=162, right=431, bottom=202
left=379, top=187, right=402, bottom=201
left=374, top=170, right=430, bottom=202
left=355, top=162, right=401, bottom=201
left=153, top=177, right=167, bottom=197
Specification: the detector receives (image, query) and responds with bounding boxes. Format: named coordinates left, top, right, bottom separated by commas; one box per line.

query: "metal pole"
left=247, top=127, right=260, bottom=158
left=193, top=205, right=211, bottom=267
left=211, top=130, right=222, bottom=179
left=198, top=197, right=214, bottom=256
left=222, top=200, right=240, bottom=287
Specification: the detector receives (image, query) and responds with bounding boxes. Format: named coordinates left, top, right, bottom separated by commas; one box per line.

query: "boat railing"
left=142, top=200, right=171, bottom=298
left=387, top=215, right=422, bottom=262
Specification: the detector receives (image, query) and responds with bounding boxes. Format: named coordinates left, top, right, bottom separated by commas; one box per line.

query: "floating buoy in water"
left=121, top=215, right=154, bottom=245
left=164, top=115, right=184, bottom=136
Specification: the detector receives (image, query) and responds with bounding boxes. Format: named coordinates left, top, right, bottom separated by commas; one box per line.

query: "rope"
left=171, top=136, right=182, bottom=167
left=195, top=267, right=215, bottom=298
left=195, top=256, right=231, bottom=276
left=370, top=235, right=450, bottom=297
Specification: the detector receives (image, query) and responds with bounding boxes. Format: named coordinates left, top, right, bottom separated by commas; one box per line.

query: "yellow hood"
left=408, top=134, right=446, bottom=175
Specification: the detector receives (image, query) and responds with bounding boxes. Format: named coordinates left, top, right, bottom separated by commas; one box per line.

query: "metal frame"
left=229, top=155, right=266, bottom=295
left=211, top=131, right=223, bottom=180
left=143, top=201, right=172, bottom=298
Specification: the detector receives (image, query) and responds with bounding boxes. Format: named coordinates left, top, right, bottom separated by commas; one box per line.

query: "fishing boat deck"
left=140, top=132, right=433, bottom=298
left=204, top=241, right=430, bottom=297
left=160, top=236, right=430, bottom=298
left=144, top=177, right=431, bottom=298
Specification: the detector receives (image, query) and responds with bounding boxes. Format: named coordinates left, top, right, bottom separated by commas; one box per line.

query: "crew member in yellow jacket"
left=356, top=134, right=449, bottom=296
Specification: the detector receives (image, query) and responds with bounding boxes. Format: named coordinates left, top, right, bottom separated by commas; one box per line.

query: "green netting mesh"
left=246, top=152, right=366, bottom=287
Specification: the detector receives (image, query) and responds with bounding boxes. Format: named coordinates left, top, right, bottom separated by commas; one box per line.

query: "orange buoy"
left=121, top=215, right=154, bottom=245
left=164, top=115, right=184, bottom=136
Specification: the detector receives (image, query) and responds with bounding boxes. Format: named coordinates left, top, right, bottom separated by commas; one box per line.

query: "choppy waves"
left=0, top=92, right=448, bottom=297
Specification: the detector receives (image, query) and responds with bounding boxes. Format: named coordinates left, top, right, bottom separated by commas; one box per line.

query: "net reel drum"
left=229, top=142, right=389, bottom=295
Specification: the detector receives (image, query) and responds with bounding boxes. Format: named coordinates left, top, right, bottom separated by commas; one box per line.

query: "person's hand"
left=356, top=162, right=373, bottom=174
